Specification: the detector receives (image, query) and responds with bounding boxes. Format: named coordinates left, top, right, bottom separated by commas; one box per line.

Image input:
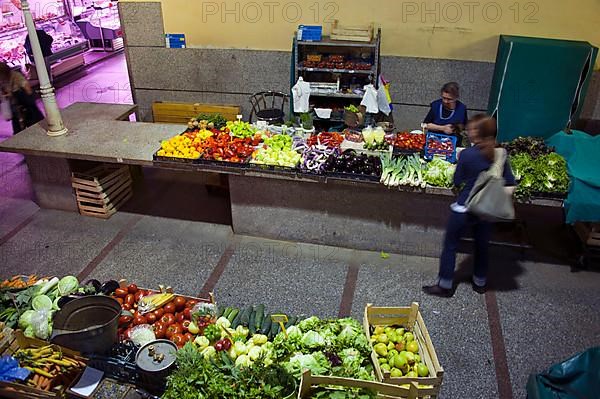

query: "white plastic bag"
left=1, top=98, right=11, bottom=121
left=361, top=84, right=379, bottom=114
left=292, top=77, right=311, bottom=113
left=31, top=310, right=51, bottom=340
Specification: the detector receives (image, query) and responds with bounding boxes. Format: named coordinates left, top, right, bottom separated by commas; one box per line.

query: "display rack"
left=292, top=29, right=381, bottom=127
left=75, top=1, right=123, bottom=52
left=0, top=0, right=89, bottom=75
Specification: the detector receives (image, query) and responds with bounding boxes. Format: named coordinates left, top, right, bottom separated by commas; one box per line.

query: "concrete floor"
left=1, top=54, right=600, bottom=399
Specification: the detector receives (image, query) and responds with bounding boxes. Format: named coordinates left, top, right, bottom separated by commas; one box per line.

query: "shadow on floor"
left=120, top=167, right=232, bottom=226
left=454, top=248, right=525, bottom=292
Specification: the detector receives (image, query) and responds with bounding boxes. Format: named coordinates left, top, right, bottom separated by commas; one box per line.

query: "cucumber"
left=231, top=309, right=242, bottom=328
left=222, top=307, right=233, bottom=319
left=254, top=304, right=265, bottom=331
left=260, top=314, right=272, bottom=335
left=268, top=319, right=278, bottom=339
left=227, top=308, right=239, bottom=324
left=240, top=306, right=253, bottom=327
left=249, top=309, right=256, bottom=334
left=271, top=319, right=281, bottom=338
left=285, top=316, right=297, bottom=328
left=218, top=306, right=227, bottom=318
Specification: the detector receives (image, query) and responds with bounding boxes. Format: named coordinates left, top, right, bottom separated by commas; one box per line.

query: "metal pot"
left=50, top=295, right=121, bottom=355
left=136, top=339, right=177, bottom=390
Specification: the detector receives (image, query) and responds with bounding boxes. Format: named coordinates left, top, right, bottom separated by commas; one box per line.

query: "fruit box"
left=298, top=370, right=431, bottom=399
left=0, top=330, right=87, bottom=399
left=363, top=303, right=444, bottom=398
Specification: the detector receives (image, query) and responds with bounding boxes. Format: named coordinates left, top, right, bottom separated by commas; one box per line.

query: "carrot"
left=32, top=374, right=40, bottom=386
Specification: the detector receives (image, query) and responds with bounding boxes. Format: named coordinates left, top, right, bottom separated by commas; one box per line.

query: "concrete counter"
left=0, top=102, right=564, bottom=255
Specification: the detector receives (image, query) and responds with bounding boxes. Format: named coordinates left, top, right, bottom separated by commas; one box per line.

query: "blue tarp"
left=547, top=130, right=600, bottom=223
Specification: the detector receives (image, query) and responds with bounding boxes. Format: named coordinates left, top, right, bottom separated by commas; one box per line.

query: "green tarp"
left=488, top=35, right=598, bottom=142
left=547, top=130, right=600, bottom=223
left=527, top=347, right=600, bottom=399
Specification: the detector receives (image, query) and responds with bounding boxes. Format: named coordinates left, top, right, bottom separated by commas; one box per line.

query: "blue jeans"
left=438, top=211, right=492, bottom=289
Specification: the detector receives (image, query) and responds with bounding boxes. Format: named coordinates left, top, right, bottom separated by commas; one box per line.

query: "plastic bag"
left=130, top=324, right=156, bottom=347
left=1, top=98, right=11, bottom=121
left=30, top=310, right=51, bottom=340
left=0, top=356, right=30, bottom=382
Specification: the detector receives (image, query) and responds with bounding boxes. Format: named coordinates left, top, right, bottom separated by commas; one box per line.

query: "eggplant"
left=100, top=280, right=120, bottom=295
left=85, top=279, right=102, bottom=292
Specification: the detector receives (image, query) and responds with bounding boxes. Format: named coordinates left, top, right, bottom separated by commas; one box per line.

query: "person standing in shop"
left=0, top=62, right=44, bottom=134
left=423, top=82, right=468, bottom=144
left=24, top=29, right=54, bottom=82
left=422, top=116, right=516, bottom=298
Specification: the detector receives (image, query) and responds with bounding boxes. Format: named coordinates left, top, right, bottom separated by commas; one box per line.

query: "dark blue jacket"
left=424, top=99, right=468, bottom=127
left=454, top=146, right=516, bottom=205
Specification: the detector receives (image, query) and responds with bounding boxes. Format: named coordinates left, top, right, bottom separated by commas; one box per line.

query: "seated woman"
left=423, top=82, right=468, bottom=141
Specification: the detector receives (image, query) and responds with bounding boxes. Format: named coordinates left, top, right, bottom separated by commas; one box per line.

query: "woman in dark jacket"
left=423, top=82, right=468, bottom=140
left=423, top=116, right=516, bottom=297
left=0, top=62, right=44, bottom=134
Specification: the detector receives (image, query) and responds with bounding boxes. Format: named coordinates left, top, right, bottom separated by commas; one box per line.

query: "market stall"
left=0, top=274, right=443, bottom=398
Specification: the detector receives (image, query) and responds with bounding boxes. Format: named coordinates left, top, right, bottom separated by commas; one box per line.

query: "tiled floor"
left=1, top=53, right=600, bottom=399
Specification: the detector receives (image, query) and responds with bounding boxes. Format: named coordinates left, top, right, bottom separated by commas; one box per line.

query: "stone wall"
left=120, top=2, right=600, bottom=130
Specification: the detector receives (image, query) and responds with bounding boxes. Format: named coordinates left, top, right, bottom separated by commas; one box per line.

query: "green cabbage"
left=18, top=310, right=35, bottom=330
left=284, top=353, right=330, bottom=378
left=58, top=276, right=79, bottom=296
left=298, top=316, right=320, bottom=332
left=301, top=331, right=325, bottom=349
left=424, top=159, right=455, bottom=188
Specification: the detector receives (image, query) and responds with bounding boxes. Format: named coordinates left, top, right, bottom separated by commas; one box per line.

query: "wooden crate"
left=152, top=101, right=241, bottom=124
left=331, top=19, right=374, bottom=42
left=298, top=370, right=434, bottom=399
left=364, top=303, right=444, bottom=398
left=71, top=165, right=133, bottom=219
left=574, top=222, right=600, bottom=247
left=0, top=330, right=86, bottom=399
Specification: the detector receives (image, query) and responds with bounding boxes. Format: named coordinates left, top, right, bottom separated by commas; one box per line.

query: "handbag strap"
left=490, top=148, right=506, bottom=178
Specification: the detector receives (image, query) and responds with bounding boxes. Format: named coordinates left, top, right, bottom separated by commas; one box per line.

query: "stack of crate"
left=71, top=165, right=133, bottom=219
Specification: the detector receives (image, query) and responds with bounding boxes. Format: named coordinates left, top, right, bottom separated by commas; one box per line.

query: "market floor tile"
left=214, top=235, right=352, bottom=318
left=351, top=250, right=499, bottom=399
left=88, top=216, right=233, bottom=297
left=496, top=260, right=600, bottom=399
left=0, top=210, right=135, bottom=277
left=0, top=198, right=38, bottom=238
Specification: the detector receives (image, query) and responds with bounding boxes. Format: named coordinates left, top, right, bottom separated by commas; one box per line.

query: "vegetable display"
left=307, top=132, right=344, bottom=148
left=362, top=127, right=387, bottom=151
left=225, top=121, right=259, bottom=139
left=324, top=150, right=382, bottom=178
left=380, top=153, right=426, bottom=188
left=422, top=158, right=455, bottom=188
left=301, top=145, right=340, bottom=174
left=502, top=136, right=554, bottom=158
left=389, top=132, right=426, bottom=151
left=252, top=134, right=302, bottom=168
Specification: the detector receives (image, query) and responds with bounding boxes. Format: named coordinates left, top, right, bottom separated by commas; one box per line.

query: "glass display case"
left=73, top=0, right=122, bottom=51
left=0, top=0, right=89, bottom=68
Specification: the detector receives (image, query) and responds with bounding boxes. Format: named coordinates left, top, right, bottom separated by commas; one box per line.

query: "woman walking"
left=423, top=116, right=516, bottom=297
left=0, top=62, right=44, bottom=134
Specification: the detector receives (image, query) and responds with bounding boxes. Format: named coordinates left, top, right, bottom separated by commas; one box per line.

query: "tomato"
left=181, top=320, right=191, bottom=332
left=114, top=288, right=128, bottom=298
left=183, top=308, right=192, bottom=319
left=118, top=316, right=133, bottom=326
left=127, top=284, right=138, bottom=294
left=134, top=290, right=146, bottom=302
left=184, top=333, right=194, bottom=342
left=153, top=308, right=164, bottom=318
left=146, top=313, right=157, bottom=324
left=125, top=294, right=135, bottom=307
left=123, top=328, right=134, bottom=341
left=166, top=324, right=183, bottom=340
left=133, top=315, right=147, bottom=326
left=164, top=302, right=176, bottom=314
left=153, top=322, right=166, bottom=339
left=176, top=313, right=186, bottom=323
left=122, top=303, right=132, bottom=311
left=171, top=333, right=186, bottom=348
left=185, top=300, right=198, bottom=309
left=173, top=296, right=187, bottom=311
left=115, top=297, right=124, bottom=305
left=161, top=313, right=176, bottom=326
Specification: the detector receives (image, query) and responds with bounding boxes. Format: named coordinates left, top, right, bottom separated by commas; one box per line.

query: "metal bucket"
left=51, top=295, right=121, bottom=354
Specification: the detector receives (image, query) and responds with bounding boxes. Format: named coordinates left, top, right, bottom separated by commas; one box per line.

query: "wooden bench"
left=152, top=101, right=241, bottom=124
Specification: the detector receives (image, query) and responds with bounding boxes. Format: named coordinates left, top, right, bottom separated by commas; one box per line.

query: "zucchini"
left=260, top=314, right=272, bottom=335
left=285, top=316, right=297, bottom=328
left=271, top=319, right=281, bottom=337
left=254, top=304, right=265, bottom=331
left=227, top=308, right=239, bottom=324
left=268, top=319, right=278, bottom=339
left=249, top=309, right=256, bottom=334
left=231, top=309, right=242, bottom=328
left=218, top=306, right=228, bottom=318
left=240, top=306, right=253, bottom=327
left=222, top=307, right=233, bottom=319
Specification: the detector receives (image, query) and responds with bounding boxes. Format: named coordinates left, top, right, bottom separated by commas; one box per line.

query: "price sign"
left=271, top=314, right=288, bottom=338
